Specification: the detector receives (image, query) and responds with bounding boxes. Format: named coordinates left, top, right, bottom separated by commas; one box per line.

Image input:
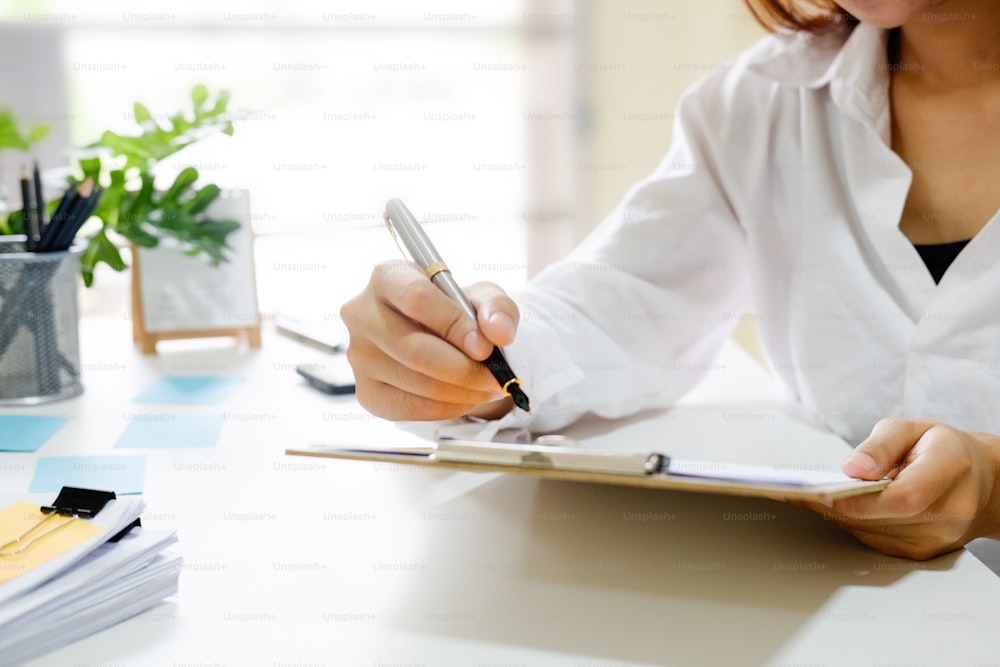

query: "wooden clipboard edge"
left=285, top=446, right=890, bottom=503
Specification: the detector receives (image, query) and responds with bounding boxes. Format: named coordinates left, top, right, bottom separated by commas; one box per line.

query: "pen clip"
left=384, top=211, right=412, bottom=262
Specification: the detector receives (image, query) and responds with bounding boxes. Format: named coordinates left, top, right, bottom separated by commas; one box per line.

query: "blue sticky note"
left=114, top=414, right=225, bottom=449
left=0, top=415, right=68, bottom=452
left=30, top=455, right=147, bottom=494
left=134, top=376, right=242, bottom=404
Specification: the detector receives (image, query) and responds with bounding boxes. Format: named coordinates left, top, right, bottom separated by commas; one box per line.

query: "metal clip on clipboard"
left=434, top=438, right=670, bottom=476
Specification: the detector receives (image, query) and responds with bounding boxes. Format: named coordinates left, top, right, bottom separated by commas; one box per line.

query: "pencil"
left=19, top=167, right=34, bottom=252
left=44, top=179, right=94, bottom=252
left=54, top=184, right=100, bottom=251
left=48, top=183, right=78, bottom=230
left=38, top=187, right=76, bottom=252
left=32, top=161, right=45, bottom=238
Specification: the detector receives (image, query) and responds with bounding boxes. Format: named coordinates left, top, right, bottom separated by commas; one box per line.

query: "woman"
left=341, top=0, right=1000, bottom=560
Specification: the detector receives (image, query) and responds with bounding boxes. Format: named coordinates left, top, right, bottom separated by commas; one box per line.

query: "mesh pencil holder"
left=0, top=236, right=83, bottom=404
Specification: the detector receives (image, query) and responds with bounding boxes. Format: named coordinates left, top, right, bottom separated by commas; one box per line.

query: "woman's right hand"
left=340, top=260, right=520, bottom=421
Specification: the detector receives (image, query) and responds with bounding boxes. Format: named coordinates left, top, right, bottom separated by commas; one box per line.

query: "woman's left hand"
left=797, top=418, right=1000, bottom=560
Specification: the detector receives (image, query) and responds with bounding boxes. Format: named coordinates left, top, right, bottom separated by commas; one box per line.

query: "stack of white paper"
left=0, top=493, right=181, bottom=667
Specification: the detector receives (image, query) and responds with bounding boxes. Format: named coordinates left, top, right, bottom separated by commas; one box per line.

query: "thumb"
left=843, top=418, right=936, bottom=480
left=465, top=281, right=519, bottom=347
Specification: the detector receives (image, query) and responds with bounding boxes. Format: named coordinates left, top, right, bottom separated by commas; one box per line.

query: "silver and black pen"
left=383, top=198, right=530, bottom=412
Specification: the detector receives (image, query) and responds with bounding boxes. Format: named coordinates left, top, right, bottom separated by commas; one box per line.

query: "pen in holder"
left=0, top=235, right=83, bottom=404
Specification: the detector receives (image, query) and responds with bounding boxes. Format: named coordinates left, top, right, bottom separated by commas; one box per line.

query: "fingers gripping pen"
left=383, top=198, right=530, bottom=412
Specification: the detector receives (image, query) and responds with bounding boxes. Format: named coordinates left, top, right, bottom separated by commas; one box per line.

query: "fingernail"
left=463, top=330, right=487, bottom=356
left=843, top=452, right=878, bottom=478
left=488, top=312, right=516, bottom=340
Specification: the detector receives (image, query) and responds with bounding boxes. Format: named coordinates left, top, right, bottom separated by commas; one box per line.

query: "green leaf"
left=148, top=206, right=196, bottom=233
left=191, top=83, right=209, bottom=108
left=197, top=218, right=241, bottom=238
left=78, top=157, right=102, bottom=182
left=183, top=184, right=221, bottom=216
left=27, top=124, right=49, bottom=143
left=80, top=228, right=127, bottom=287
left=97, top=130, right=156, bottom=169
left=169, top=112, right=192, bottom=134
left=97, top=231, right=126, bottom=270
left=160, top=167, right=199, bottom=206
left=0, top=109, right=28, bottom=150
left=0, top=108, right=49, bottom=151
left=93, top=182, right=122, bottom=229
left=5, top=209, right=24, bottom=235
left=133, top=102, right=153, bottom=124
left=120, top=173, right=155, bottom=225
left=121, top=223, right=159, bottom=248
left=108, top=168, right=126, bottom=188
left=207, top=90, right=230, bottom=118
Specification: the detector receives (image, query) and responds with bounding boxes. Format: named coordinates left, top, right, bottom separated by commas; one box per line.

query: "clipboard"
left=286, top=439, right=890, bottom=502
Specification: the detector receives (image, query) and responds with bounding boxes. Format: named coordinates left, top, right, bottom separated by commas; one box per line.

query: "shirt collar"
left=748, top=23, right=892, bottom=141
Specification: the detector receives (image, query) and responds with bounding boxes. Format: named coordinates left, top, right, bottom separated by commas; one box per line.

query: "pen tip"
left=509, top=387, right=531, bottom=413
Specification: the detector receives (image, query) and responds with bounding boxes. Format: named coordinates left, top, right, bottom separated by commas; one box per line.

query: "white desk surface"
left=6, top=317, right=1000, bottom=667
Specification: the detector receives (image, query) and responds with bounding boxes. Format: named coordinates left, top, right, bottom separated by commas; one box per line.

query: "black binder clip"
left=108, top=518, right=141, bottom=543
left=1, top=487, right=129, bottom=558
left=41, top=486, right=117, bottom=518
left=42, top=486, right=141, bottom=541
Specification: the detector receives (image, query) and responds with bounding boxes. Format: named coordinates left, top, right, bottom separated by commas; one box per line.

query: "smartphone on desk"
left=275, top=311, right=348, bottom=354
left=296, top=359, right=356, bottom=395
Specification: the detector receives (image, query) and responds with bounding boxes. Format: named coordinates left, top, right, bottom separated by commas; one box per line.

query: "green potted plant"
left=0, top=84, right=240, bottom=286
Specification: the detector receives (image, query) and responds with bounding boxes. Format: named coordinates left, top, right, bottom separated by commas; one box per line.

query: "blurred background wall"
left=0, top=0, right=765, bottom=353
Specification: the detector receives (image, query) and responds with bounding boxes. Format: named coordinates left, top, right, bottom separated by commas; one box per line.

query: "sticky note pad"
left=134, top=376, right=242, bottom=404
left=29, top=455, right=146, bottom=495
left=0, top=415, right=68, bottom=452
left=114, top=414, right=225, bottom=449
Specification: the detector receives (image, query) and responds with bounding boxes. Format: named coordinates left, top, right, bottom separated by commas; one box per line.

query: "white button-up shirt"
left=496, top=23, right=1000, bottom=446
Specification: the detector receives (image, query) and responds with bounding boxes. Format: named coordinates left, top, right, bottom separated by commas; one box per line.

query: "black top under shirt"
left=913, top=239, right=971, bottom=284
left=890, top=27, right=973, bottom=286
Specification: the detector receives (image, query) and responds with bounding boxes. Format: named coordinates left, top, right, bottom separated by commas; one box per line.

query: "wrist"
left=976, top=431, right=1000, bottom=541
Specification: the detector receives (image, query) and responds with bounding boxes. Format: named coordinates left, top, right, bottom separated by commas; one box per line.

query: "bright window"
left=0, top=0, right=575, bottom=313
